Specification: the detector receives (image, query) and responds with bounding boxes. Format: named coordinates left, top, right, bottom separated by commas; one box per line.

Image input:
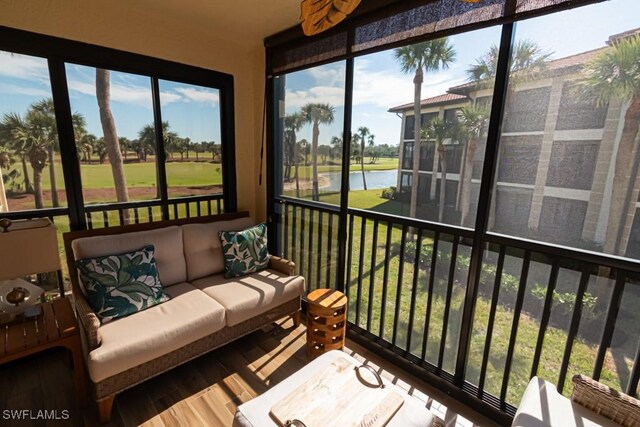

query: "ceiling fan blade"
left=300, top=0, right=362, bottom=36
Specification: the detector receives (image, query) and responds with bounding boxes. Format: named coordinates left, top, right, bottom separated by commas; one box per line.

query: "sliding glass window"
left=273, top=61, right=346, bottom=291
left=66, top=65, right=159, bottom=211
left=158, top=81, right=223, bottom=200
left=0, top=51, right=65, bottom=213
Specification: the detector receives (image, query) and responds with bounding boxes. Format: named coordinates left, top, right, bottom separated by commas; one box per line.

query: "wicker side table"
left=306, top=289, right=348, bottom=359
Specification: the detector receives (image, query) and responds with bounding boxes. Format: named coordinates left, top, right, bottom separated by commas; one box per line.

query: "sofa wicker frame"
left=571, top=374, right=640, bottom=427
left=63, top=212, right=302, bottom=423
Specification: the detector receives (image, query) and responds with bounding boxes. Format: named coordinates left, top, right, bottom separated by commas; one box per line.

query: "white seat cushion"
left=87, top=282, right=225, bottom=383
left=72, top=225, right=187, bottom=288
left=181, top=217, right=255, bottom=281
left=190, top=270, right=304, bottom=326
left=233, top=351, right=434, bottom=427
left=512, top=377, right=620, bottom=427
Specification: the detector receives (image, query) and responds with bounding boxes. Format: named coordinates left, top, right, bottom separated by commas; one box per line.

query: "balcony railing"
left=84, top=194, right=224, bottom=228
left=275, top=196, right=640, bottom=419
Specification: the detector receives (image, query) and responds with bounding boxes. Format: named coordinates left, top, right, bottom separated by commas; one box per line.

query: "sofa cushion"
left=87, top=282, right=225, bottom=383
left=72, top=226, right=187, bottom=289
left=76, top=244, right=170, bottom=323
left=219, top=223, right=269, bottom=279
left=182, top=217, right=254, bottom=281
left=512, top=377, right=620, bottom=427
left=191, top=270, right=304, bottom=326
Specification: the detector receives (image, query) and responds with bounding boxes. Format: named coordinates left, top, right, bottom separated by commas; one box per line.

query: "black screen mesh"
left=269, top=0, right=605, bottom=74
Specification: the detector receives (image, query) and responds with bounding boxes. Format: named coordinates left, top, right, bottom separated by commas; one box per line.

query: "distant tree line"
left=0, top=94, right=220, bottom=211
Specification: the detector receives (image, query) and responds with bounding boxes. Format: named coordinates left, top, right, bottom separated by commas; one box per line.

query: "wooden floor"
left=0, top=316, right=499, bottom=427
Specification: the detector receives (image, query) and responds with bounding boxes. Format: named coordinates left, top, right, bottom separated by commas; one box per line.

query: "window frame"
left=0, top=25, right=237, bottom=229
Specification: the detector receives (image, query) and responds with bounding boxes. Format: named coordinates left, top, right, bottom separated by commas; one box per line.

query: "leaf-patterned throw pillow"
left=219, top=223, right=269, bottom=279
left=76, top=245, right=170, bottom=324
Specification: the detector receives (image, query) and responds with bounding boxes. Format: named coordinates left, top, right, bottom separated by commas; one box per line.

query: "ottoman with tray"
left=233, top=350, right=441, bottom=427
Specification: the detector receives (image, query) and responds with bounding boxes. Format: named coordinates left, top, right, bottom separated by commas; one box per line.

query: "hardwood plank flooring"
left=0, top=316, right=498, bottom=427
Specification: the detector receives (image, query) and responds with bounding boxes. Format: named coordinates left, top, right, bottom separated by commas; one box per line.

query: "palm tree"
left=137, top=124, right=155, bottom=161
left=330, top=135, right=342, bottom=159
left=0, top=150, right=10, bottom=212
left=194, top=142, right=202, bottom=161
left=79, top=133, right=97, bottom=163
left=0, top=100, right=71, bottom=210
left=96, top=68, right=129, bottom=217
left=294, top=139, right=309, bottom=198
left=578, top=34, right=640, bottom=256
left=467, top=39, right=551, bottom=87
left=395, top=38, right=456, bottom=220
left=455, top=106, right=489, bottom=227
left=23, top=108, right=50, bottom=209
left=467, top=39, right=551, bottom=229
left=354, top=126, right=371, bottom=190
left=0, top=113, right=33, bottom=195
left=30, top=99, right=61, bottom=207
left=301, top=103, right=335, bottom=201
left=425, top=117, right=454, bottom=223
left=284, top=113, right=305, bottom=182
left=94, top=138, right=108, bottom=164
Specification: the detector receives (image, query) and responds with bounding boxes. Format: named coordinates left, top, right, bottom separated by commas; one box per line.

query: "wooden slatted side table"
left=306, top=289, right=348, bottom=359
left=0, top=298, right=85, bottom=404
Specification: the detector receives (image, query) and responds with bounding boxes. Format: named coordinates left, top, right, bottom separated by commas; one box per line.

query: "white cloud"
left=285, top=85, right=345, bottom=110
left=160, top=92, right=182, bottom=106
left=352, top=61, right=466, bottom=109
left=0, top=51, right=49, bottom=83
left=174, top=87, right=219, bottom=105
left=283, top=60, right=466, bottom=113
left=0, top=82, right=50, bottom=98
left=307, top=65, right=346, bottom=87
left=67, top=78, right=184, bottom=108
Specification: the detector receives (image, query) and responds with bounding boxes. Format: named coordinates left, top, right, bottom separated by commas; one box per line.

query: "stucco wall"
left=0, top=0, right=267, bottom=221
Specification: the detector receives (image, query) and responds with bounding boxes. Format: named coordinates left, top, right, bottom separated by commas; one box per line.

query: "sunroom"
left=0, top=0, right=639, bottom=426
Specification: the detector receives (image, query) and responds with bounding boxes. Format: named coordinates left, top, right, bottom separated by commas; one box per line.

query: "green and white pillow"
left=76, top=245, right=170, bottom=324
left=219, top=223, right=269, bottom=279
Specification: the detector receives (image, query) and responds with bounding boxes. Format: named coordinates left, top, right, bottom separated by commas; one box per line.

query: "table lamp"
left=0, top=217, right=61, bottom=323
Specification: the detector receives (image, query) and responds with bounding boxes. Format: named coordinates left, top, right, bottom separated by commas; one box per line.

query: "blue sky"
left=0, top=57, right=221, bottom=142
left=283, top=0, right=640, bottom=147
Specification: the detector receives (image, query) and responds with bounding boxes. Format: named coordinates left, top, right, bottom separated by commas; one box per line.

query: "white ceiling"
left=140, top=0, right=302, bottom=46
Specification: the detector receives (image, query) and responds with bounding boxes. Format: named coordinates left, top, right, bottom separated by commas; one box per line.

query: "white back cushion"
left=71, top=226, right=187, bottom=289
left=182, top=217, right=255, bottom=281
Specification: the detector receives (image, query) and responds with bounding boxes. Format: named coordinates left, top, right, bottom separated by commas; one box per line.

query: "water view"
left=324, top=169, right=397, bottom=192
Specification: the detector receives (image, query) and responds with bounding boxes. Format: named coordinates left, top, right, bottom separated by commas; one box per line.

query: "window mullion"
left=48, top=58, right=86, bottom=231
left=454, top=22, right=517, bottom=385
left=151, top=77, right=169, bottom=220
left=336, top=57, right=355, bottom=293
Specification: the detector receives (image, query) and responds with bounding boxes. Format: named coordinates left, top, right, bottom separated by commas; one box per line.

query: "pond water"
left=324, top=169, right=397, bottom=192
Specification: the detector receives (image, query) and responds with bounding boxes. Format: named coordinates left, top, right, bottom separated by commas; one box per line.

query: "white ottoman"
left=233, top=350, right=435, bottom=427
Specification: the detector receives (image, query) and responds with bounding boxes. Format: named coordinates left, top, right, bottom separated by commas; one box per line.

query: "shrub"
left=381, top=186, right=397, bottom=200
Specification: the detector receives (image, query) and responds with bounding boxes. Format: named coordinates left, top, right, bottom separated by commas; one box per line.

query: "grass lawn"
left=39, top=160, right=222, bottom=193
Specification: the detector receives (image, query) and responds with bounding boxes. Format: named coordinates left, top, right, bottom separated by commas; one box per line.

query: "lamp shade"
left=0, top=218, right=61, bottom=281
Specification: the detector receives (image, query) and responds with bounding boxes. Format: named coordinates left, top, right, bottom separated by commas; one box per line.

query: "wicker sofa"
left=63, top=212, right=304, bottom=423
left=513, top=375, right=640, bottom=426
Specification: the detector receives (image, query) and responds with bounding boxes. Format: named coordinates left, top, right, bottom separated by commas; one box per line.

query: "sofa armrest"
left=72, top=292, right=101, bottom=351
left=268, top=255, right=296, bottom=276
left=571, top=374, right=640, bottom=427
